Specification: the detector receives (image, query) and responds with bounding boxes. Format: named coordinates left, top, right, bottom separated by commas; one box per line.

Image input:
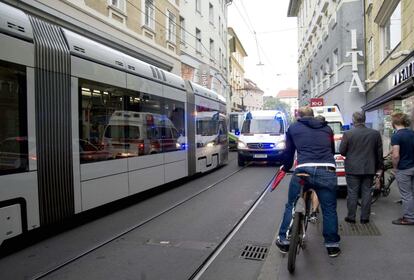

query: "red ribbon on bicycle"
left=270, top=168, right=286, bottom=192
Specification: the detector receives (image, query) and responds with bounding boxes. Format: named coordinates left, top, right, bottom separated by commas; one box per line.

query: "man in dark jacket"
left=339, top=111, right=383, bottom=224
left=276, top=107, right=341, bottom=258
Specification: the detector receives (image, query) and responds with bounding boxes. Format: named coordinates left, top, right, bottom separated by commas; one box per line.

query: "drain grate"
left=240, top=244, right=269, bottom=261
left=339, top=221, right=381, bottom=236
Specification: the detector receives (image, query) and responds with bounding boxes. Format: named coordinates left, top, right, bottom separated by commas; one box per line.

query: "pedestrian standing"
left=339, top=111, right=383, bottom=224
left=390, top=112, right=414, bottom=225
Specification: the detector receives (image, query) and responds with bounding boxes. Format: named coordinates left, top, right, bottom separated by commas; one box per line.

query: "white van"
left=103, top=111, right=183, bottom=158
left=237, top=110, right=288, bottom=166
left=311, top=106, right=347, bottom=191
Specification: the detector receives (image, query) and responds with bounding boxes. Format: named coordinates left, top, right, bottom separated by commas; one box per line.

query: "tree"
left=263, top=97, right=293, bottom=122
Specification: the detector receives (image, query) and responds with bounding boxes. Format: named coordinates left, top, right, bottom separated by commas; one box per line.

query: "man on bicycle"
left=276, top=106, right=341, bottom=257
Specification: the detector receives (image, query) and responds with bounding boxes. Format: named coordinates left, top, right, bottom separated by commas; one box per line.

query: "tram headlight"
left=276, top=141, right=286, bottom=150
left=237, top=141, right=247, bottom=149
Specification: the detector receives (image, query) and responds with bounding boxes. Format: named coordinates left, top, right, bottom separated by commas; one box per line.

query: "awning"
left=362, top=77, right=414, bottom=111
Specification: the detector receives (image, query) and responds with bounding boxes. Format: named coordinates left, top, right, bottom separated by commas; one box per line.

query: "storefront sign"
left=199, top=64, right=210, bottom=88
left=310, top=98, right=324, bottom=107
left=346, top=29, right=365, bottom=93
left=392, top=58, right=414, bottom=87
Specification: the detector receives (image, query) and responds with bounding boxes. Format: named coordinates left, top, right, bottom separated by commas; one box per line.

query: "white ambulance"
left=237, top=110, right=288, bottom=166
left=311, top=106, right=347, bottom=192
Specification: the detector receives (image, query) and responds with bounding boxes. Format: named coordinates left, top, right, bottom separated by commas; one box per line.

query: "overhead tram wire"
left=233, top=1, right=266, bottom=67
left=125, top=0, right=213, bottom=58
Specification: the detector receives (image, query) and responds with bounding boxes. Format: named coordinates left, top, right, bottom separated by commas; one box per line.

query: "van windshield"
left=327, top=122, right=342, bottom=134
left=241, top=119, right=284, bottom=134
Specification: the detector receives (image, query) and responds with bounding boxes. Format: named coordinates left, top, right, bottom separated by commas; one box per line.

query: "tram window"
left=79, top=80, right=186, bottom=162
left=0, top=61, right=28, bottom=175
left=163, top=98, right=186, bottom=152
left=196, top=105, right=220, bottom=147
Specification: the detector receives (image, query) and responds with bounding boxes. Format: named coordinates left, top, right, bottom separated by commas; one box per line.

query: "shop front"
left=363, top=54, right=414, bottom=153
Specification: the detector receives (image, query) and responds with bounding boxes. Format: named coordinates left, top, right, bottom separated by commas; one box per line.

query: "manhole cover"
left=339, top=221, right=381, bottom=236
left=240, top=244, right=269, bottom=261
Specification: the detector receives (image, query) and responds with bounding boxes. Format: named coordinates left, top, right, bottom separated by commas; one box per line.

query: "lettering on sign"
left=346, top=29, right=365, bottom=93
left=310, top=98, right=324, bottom=107
left=393, top=59, right=414, bottom=87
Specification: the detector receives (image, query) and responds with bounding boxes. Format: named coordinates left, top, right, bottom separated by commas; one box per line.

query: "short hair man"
left=276, top=106, right=341, bottom=257
left=390, top=112, right=414, bottom=225
left=339, top=111, right=383, bottom=224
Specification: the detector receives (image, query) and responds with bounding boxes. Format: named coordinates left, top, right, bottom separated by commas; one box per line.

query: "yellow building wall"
left=365, top=0, right=414, bottom=91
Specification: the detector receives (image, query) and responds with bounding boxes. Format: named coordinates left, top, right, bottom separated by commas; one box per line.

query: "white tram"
left=0, top=2, right=228, bottom=245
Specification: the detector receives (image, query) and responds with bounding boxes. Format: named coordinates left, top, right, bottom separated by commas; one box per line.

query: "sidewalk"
left=259, top=174, right=414, bottom=280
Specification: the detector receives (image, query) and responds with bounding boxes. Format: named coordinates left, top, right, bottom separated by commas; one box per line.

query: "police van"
left=237, top=110, right=288, bottom=166
left=311, top=106, right=347, bottom=191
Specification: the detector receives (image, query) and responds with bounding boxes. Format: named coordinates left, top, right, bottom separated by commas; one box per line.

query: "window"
left=310, top=79, right=314, bottom=97
left=109, top=0, right=126, bottom=12
left=319, top=66, right=324, bottom=92
left=381, top=1, right=401, bottom=58
left=144, top=0, right=155, bottom=30
left=196, top=0, right=201, bottom=13
left=0, top=61, right=28, bottom=175
left=79, top=80, right=185, bottom=163
left=179, top=16, right=185, bottom=45
left=332, top=49, right=338, bottom=83
left=196, top=28, right=202, bottom=53
left=368, top=37, right=374, bottom=74
left=325, top=58, right=330, bottom=88
left=209, top=3, right=214, bottom=24
left=196, top=106, right=227, bottom=146
left=209, top=39, right=215, bottom=61
left=167, top=10, right=176, bottom=44
left=219, top=48, right=222, bottom=67
left=218, top=16, right=222, bottom=36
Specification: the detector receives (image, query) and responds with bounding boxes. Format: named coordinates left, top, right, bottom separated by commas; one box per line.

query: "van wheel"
left=238, top=155, right=246, bottom=166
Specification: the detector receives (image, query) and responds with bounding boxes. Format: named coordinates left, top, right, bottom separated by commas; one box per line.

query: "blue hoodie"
left=282, top=117, right=335, bottom=171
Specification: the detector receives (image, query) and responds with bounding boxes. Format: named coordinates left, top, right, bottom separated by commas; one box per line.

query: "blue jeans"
left=278, top=166, right=341, bottom=247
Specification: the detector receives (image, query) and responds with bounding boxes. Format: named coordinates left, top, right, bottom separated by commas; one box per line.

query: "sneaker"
left=392, top=217, right=414, bottom=225
left=275, top=238, right=289, bottom=254
left=326, top=247, right=341, bottom=258
left=309, top=211, right=318, bottom=223
left=360, top=219, right=370, bottom=224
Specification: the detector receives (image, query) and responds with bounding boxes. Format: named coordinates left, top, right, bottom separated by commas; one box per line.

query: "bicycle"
left=286, top=172, right=313, bottom=274
left=358, top=156, right=395, bottom=206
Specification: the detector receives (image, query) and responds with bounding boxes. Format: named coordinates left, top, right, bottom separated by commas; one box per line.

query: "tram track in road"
left=30, top=163, right=255, bottom=280
left=189, top=169, right=277, bottom=280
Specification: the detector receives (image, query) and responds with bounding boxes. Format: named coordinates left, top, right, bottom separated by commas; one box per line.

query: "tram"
left=0, top=2, right=227, bottom=245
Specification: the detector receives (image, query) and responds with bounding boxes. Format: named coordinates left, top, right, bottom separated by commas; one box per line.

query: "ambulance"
left=237, top=110, right=288, bottom=166
left=311, top=106, right=347, bottom=192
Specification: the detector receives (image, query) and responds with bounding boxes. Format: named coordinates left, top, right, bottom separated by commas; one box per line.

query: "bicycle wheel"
left=287, top=213, right=302, bottom=274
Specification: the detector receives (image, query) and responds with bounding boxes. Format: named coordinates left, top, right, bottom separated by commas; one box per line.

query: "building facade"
left=288, top=0, right=366, bottom=125
left=242, top=78, right=264, bottom=111
left=277, top=89, right=299, bottom=117
left=4, top=0, right=182, bottom=73
left=180, top=0, right=231, bottom=104
left=228, top=27, right=248, bottom=112
left=363, top=0, right=414, bottom=151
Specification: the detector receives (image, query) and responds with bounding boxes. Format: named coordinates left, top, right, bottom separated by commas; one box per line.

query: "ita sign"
left=346, top=29, right=365, bottom=93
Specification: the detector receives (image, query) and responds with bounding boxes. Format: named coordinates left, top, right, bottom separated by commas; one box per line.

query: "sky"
left=228, top=0, right=298, bottom=96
